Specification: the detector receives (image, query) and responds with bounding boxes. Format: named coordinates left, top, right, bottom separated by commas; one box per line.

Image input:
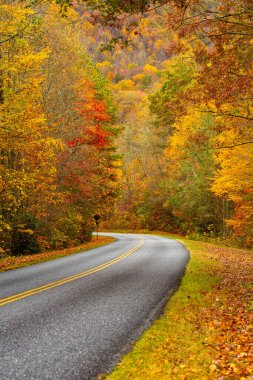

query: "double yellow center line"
left=0, top=238, right=144, bottom=307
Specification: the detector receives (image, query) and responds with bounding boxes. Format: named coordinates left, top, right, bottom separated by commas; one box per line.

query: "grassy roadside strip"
left=106, top=235, right=253, bottom=380
left=0, top=235, right=116, bottom=272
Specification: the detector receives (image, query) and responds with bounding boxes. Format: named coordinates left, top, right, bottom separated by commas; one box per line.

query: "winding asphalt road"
left=0, top=233, right=189, bottom=379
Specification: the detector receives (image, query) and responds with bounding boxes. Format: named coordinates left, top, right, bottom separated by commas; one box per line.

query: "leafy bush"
left=11, top=215, right=42, bottom=256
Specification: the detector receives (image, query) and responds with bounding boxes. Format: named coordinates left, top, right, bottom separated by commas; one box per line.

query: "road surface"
left=0, top=233, right=189, bottom=379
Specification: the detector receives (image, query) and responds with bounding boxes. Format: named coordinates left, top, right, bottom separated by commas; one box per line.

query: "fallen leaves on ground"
left=200, top=243, right=253, bottom=379
left=0, top=236, right=115, bottom=272
left=106, top=236, right=252, bottom=380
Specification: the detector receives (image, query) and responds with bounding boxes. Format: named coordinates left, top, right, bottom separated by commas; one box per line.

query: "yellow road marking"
left=0, top=238, right=144, bottom=307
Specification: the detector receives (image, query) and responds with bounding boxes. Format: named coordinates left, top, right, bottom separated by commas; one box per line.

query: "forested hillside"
left=76, top=0, right=252, bottom=246
left=0, top=0, right=252, bottom=255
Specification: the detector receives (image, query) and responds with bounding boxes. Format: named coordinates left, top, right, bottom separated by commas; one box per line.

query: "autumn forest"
left=0, top=0, right=252, bottom=256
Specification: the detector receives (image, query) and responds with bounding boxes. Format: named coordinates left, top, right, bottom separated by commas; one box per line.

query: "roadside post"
left=93, top=214, right=101, bottom=240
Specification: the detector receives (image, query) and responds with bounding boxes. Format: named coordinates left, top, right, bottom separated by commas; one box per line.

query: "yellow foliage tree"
left=211, top=125, right=253, bottom=244
left=0, top=4, right=62, bottom=252
left=143, top=64, right=158, bottom=75
left=115, top=79, right=135, bottom=90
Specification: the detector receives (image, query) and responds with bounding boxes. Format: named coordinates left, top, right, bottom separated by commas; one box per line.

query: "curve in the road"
left=0, top=238, right=144, bottom=307
left=0, top=233, right=189, bottom=380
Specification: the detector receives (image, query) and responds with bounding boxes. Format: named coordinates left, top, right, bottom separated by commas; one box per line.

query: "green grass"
left=106, top=236, right=220, bottom=380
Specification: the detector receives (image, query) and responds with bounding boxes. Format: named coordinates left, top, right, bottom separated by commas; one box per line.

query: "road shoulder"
left=106, top=235, right=253, bottom=379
